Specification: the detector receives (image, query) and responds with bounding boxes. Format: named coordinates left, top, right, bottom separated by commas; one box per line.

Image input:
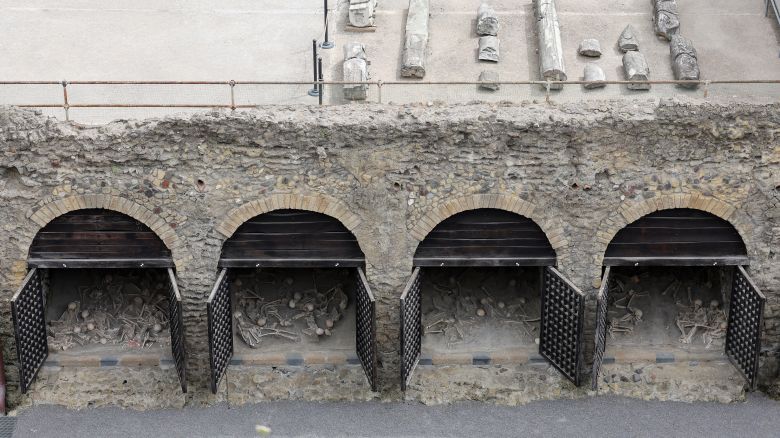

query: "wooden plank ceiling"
left=28, top=209, right=173, bottom=268
left=603, top=208, right=748, bottom=266
left=219, top=209, right=364, bottom=268
left=413, top=208, right=556, bottom=267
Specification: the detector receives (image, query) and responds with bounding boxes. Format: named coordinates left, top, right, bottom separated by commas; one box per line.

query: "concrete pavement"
left=10, top=394, right=780, bottom=438
left=0, top=0, right=778, bottom=123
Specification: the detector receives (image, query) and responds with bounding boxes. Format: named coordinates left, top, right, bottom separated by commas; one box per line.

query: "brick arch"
left=410, top=194, right=569, bottom=262
left=595, top=192, right=752, bottom=266
left=25, top=194, right=188, bottom=269
left=214, top=193, right=365, bottom=252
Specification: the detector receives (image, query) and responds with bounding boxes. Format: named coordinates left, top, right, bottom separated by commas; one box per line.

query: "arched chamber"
left=399, top=209, right=587, bottom=390
left=12, top=209, right=187, bottom=394
left=591, top=209, right=765, bottom=390
left=206, top=210, right=377, bottom=393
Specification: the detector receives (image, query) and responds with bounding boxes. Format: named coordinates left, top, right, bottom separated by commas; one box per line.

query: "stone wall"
left=0, top=99, right=777, bottom=409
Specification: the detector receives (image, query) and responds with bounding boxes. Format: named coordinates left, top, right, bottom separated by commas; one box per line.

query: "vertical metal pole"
left=229, top=80, right=236, bottom=111
left=318, top=57, right=324, bottom=105
left=308, top=40, right=320, bottom=97
left=321, top=0, right=334, bottom=49
left=377, top=80, right=383, bottom=104
left=62, top=80, right=70, bottom=122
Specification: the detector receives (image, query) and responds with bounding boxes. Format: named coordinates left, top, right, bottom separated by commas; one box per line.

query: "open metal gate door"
left=166, top=268, right=187, bottom=393
left=207, top=268, right=233, bottom=394
left=725, top=266, right=765, bottom=390
left=399, top=267, right=422, bottom=391
left=11, top=268, right=48, bottom=394
left=591, top=267, right=612, bottom=390
left=355, top=268, right=378, bottom=391
left=540, top=266, right=585, bottom=386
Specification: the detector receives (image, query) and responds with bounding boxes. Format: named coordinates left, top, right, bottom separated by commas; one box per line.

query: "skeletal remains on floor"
left=232, top=273, right=349, bottom=348
left=607, top=270, right=727, bottom=348
left=423, top=272, right=540, bottom=347
left=47, top=273, right=170, bottom=351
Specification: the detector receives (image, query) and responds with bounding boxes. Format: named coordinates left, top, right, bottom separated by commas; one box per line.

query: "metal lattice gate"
left=355, top=268, right=378, bottom=391
left=591, top=267, right=611, bottom=390
left=726, top=266, right=765, bottom=390
left=539, top=266, right=585, bottom=386
left=166, top=268, right=187, bottom=393
left=400, top=267, right=422, bottom=391
left=207, top=268, right=233, bottom=394
left=11, top=268, right=48, bottom=394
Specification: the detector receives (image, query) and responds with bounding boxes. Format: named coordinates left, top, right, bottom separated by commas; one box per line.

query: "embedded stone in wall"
left=349, top=0, right=378, bottom=28
left=670, top=35, right=700, bottom=88
left=654, top=0, right=680, bottom=41
left=401, top=0, right=430, bottom=78
left=583, top=63, right=606, bottom=89
left=343, top=42, right=369, bottom=100
left=618, top=25, right=640, bottom=52
left=623, top=51, right=651, bottom=90
left=477, top=3, right=499, bottom=36
left=478, top=36, right=500, bottom=62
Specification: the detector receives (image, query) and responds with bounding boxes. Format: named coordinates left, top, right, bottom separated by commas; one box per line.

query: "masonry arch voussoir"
left=411, top=194, right=570, bottom=262
left=26, top=194, right=187, bottom=269
left=595, top=192, right=751, bottom=266
left=214, top=193, right=365, bottom=252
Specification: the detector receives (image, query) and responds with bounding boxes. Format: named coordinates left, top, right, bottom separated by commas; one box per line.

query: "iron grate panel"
left=166, top=268, right=187, bottom=393
left=11, top=268, right=48, bottom=394
left=400, top=267, right=422, bottom=391
left=355, top=268, right=378, bottom=391
left=207, top=269, right=233, bottom=394
left=591, top=267, right=611, bottom=390
left=726, top=266, right=765, bottom=390
left=540, top=266, right=585, bottom=386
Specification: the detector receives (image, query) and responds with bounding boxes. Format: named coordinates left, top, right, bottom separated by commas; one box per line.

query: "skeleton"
left=421, top=270, right=540, bottom=347
left=675, top=297, right=727, bottom=348
left=47, top=271, right=171, bottom=352
left=231, top=271, right=352, bottom=348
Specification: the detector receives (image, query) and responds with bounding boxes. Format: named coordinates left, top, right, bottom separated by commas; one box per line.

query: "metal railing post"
left=318, top=57, right=324, bottom=105
left=377, top=80, right=383, bottom=104
left=229, top=80, right=236, bottom=111
left=61, top=80, right=70, bottom=121
left=321, top=0, right=334, bottom=49
left=308, top=40, right=320, bottom=97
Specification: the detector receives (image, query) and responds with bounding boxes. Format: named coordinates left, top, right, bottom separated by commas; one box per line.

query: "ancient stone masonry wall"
left=0, top=99, right=777, bottom=408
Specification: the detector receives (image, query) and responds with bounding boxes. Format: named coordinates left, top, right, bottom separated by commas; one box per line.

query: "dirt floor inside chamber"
left=45, top=269, right=173, bottom=357
left=229, top=268, right=356, bottom=359
left=421, top=267, right=541, bottom=357
left=604, top=266, right=731, bottom=360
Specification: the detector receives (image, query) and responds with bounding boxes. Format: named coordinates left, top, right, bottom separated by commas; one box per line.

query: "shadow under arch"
left=12, top=208, right=188, bottom=397
left=399, top=207, right=586, bottom=391
left=206, top=209, right=377, bottom=395
left=591, top=208, right=764, bottom=392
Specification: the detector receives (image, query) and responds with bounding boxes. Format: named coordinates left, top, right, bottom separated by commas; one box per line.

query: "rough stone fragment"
left=578, top=39, right=602, bottom=57
left=348, top=0, right=378, bottom=28
left=401, top=0, right=430, bottom=78
left=343, top=43, right=369, bottom=100
left=478, top=70, right=500, bottom=90
left=670, top=35, right=700, bottom=88
left=534, top=0, right=566, bottom=89
left=583, top=63, right=606, bottom=89
left=477, top=3, right=499, bottom=36
left=654, top=0, right=680, bottom=41
left=623, top=51, right=651, bottom=90
left=618, top=25, right=640, bottom=52
left=478, top=36, right=500, bottom=62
